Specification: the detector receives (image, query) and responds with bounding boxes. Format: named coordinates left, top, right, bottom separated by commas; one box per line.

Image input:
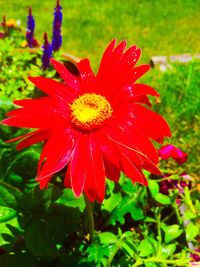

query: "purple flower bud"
left=52, top=0, right=62, bottom=51
left=42, top=32, right=52, bottom=70
left=26, top=7, right=36, bottom=48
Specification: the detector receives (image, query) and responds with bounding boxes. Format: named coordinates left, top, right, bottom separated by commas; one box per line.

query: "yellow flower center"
left=70, top=93, right=113, bottom=130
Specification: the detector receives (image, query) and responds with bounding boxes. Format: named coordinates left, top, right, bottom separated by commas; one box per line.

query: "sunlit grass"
left=0, top=0, right=200, bottom=68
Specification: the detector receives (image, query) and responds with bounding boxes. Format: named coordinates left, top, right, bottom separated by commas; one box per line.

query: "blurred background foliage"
left=0, top=0, right=200, bottom=66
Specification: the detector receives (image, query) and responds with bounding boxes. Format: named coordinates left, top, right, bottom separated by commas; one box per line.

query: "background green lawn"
left=0, top=0, right=200, bottom=175
left=1, top=0, right=200, bottom=66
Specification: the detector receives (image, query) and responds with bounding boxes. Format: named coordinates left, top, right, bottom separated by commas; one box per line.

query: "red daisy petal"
left=50, top=58, right=80, bottom=91
left=2, top=112, right=66, bottom=129
left=16, top=129, right=50, bottom=150
left=70, top=134, right=89, bottom=197
left=120, top=152, right=148, bottom=185
left=94, top=130, right=120, bottom=168
left=39, top=175, right=52, bottom=189
left=132, top=83, right=159, bottom=97
left=132, top=95, right=152, bottom=107
left=104, top=158, right=120, bottom=182
left=28, top=76, right=75, bottom=101
left=5, top=130, right=37, bottom=144
left=84, top=135, right=105, bottom=203
left=37, top=129, right=76, bottom=180
left=77, top=58, right=96, bottom=92
left=126, top=64, right=150, bottom=84
left=132, top=104, right=171, bottom=143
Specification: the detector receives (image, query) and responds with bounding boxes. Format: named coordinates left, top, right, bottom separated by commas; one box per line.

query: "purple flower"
left=42, top=32, right=52, bottom=70
left=52, top=0, right=62, bottom=51
left=159, top=172, right=192, bottom=200
left=158, top=144, right=188, bottom=164
left=160, top=178, right=190, bottom=195
left=26, top=7, right=38, bottom=48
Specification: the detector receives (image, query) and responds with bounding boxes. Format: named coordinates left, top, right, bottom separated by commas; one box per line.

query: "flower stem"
left=83, top=193, right=94, bottom=242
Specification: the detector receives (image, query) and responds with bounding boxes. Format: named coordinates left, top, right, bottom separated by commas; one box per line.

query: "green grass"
left=0, top=0, right=200, bottom=68
left=142, top=62, right=200, bottom=175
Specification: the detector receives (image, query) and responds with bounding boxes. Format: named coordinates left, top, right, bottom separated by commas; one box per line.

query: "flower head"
left=2, top=40, right=171, bottom=202
left=41, top=32, right=52, bottom=70
left=52, top=0, right=62, bottom=51
left=159, top=144, right=188, bottom=164
left=26, top=7, right=39, bottom=48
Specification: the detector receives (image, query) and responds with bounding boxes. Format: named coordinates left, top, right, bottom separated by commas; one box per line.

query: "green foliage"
left=0, top=37, right=40, bottom=100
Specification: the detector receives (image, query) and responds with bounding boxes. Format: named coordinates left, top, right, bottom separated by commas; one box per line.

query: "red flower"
left=158, top=144, right=188, bottom=164
left=2, top=40, right=171, bottom=202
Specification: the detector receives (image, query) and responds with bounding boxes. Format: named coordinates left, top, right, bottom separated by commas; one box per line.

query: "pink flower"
left=190, top=249, right=200, bottom=263
left=158, top=144, right=188, bottom=164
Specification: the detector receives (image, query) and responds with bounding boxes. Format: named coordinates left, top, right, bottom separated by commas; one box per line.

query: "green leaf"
left=121, top=236, right=136, bottom=257
left=161, top=244, right=176, bottom=259
left=55, top=188, right=85, bottom=212
left=24, top=218, right=58, bottom=257
left=0, top=216, right=20, bottom=249
left=98, top=232, right=117, bottom=244
left=0, top=206, right=16, bottom=223
left=154, top=193, right=171, bottom=205
left=84, top=243, right=110, bottom=264
left=138, top=239, right=154, bottom=257
left=18, top=184, right=62, bottom=212
left=108, top=196, right=144, bottom=225
left=162, top=224, right=183, bottom=243
left=0, top=181, right=22, bottom=201
left=183, top=210, right=196, bottom=220
left=102, top=192, right=121, bottom=213
left=186, top=222, right=199, bottom=240
left=0, top=185, right=17, bottom=208
left=144, top=216, right=156, bottom=223
left=0, top=250, right=38, bottom=267
left=148, top=180, right=159, bottom=197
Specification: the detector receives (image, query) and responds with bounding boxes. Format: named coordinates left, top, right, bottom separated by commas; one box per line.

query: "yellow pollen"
left=70, top=93, right=113, bottom=130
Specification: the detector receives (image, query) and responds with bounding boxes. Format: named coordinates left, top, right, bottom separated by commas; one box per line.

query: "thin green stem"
left=83, top=193, right=94, bottom=242
left=156, top=210, right=162, bottom=256
left=156, top=174, right=182, bottom=182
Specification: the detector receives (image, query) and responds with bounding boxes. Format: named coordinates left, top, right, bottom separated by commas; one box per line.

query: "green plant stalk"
left=155, top=209, right=162, bottom=256
left=83, top=193, right=94, bottom=242
left=184, top=186, right=196, bottom=214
